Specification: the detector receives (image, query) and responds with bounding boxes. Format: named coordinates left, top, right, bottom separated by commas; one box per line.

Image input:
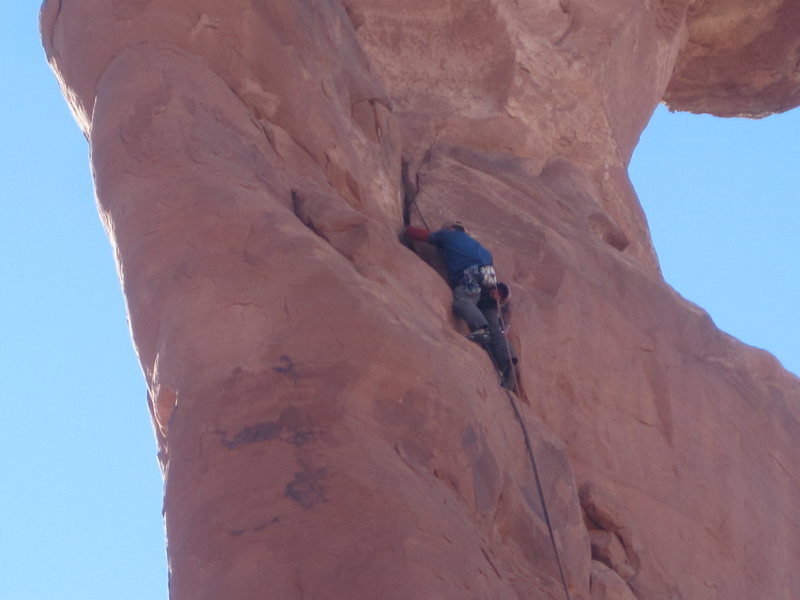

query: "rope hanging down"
left=406, top=196, right=571, bottom=599
left=497, top=307, right=572, bottom=600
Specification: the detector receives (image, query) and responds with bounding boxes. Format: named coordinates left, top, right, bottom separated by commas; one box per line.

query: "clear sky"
left=630, top=104, right=799, bottom=378
left=2, top=4, right=797, bottom=600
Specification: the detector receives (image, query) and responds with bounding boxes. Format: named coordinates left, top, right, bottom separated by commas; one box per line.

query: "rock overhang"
left=665, top=0, right=800, bottom=117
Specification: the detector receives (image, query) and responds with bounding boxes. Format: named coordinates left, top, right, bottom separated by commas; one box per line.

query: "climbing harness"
left=460, top=264, right=498, bottom=295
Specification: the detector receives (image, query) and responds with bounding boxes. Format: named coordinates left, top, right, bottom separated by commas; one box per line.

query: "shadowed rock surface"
left=42, top=1, right=800, bottom=598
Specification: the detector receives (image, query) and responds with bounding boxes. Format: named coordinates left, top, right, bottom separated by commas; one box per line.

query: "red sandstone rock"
left=41, top=1, right=800, bottom=599
left=665, top=0, right=800, bottom=117
left=591, top=561, right=638, bottom=600
left=589, top=530, right=635, bottom=581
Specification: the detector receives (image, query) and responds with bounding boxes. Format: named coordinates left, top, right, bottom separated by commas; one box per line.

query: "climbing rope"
left=401, top=160, right=431, bottom=231
left=496, top=301, right=572, bottom=600
left=408, top=194, right=431, bottom=230
left=506, top=388, right=573, bottom=600
left=403, top=190, right=571, bottom=597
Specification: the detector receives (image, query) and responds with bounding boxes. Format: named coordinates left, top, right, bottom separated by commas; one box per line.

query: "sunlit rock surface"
left=42, top=1, right=800, bottom=598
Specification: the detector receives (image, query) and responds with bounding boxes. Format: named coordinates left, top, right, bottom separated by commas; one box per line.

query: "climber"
left=404, top=221, right=516, bottom=388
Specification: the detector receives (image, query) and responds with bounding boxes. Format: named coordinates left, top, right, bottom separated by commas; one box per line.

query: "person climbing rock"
left=404, top=221, right=516, bottom=388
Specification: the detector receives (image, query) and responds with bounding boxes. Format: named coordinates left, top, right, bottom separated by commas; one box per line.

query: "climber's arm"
left=404, top=225, right=433, bottom=243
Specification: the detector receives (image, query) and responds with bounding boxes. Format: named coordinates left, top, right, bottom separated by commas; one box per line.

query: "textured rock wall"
left=42, top=1, right=800, bottom=599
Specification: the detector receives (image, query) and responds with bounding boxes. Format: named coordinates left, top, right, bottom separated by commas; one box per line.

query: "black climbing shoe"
left=466, top=327, right=490, bottom=345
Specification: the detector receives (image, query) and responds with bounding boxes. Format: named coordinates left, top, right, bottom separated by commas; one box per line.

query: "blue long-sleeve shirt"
left=428, top=229, right=493, bottom=286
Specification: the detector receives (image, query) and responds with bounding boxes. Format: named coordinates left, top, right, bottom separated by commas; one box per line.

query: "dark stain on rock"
left=462, top=425, right=479, bottom=449
left=284, top=462, right=328, bottom=509
left=289, top=430, right=318, bottom=447
left=229, top=516, right=281, bottom=537
left=222, top=420, right=283, bottom=449
left=253, top=516, right=281, bottom=532
left=273, top=354, right=295, bottom=375
left=462, top=424, right=499, bottom=512
left=220, top=406, right=320, bottom=449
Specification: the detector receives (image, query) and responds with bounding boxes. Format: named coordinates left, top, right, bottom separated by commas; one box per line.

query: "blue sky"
left=2, top=4, right=797, bottom=599
left=2, top=5, right=166, bottom=599
left=631, top=105, right=799, bottom=378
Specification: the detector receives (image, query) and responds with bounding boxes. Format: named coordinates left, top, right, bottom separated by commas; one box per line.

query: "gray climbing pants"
left=453, top=285, right=513, bottom=376
left=453, top=284, right=488, bottom=331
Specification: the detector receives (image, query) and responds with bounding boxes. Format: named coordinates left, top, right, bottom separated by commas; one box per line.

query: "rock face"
left=41, top=1, right=800, bottom=599
left=664, top=0, right=800, bottom=117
